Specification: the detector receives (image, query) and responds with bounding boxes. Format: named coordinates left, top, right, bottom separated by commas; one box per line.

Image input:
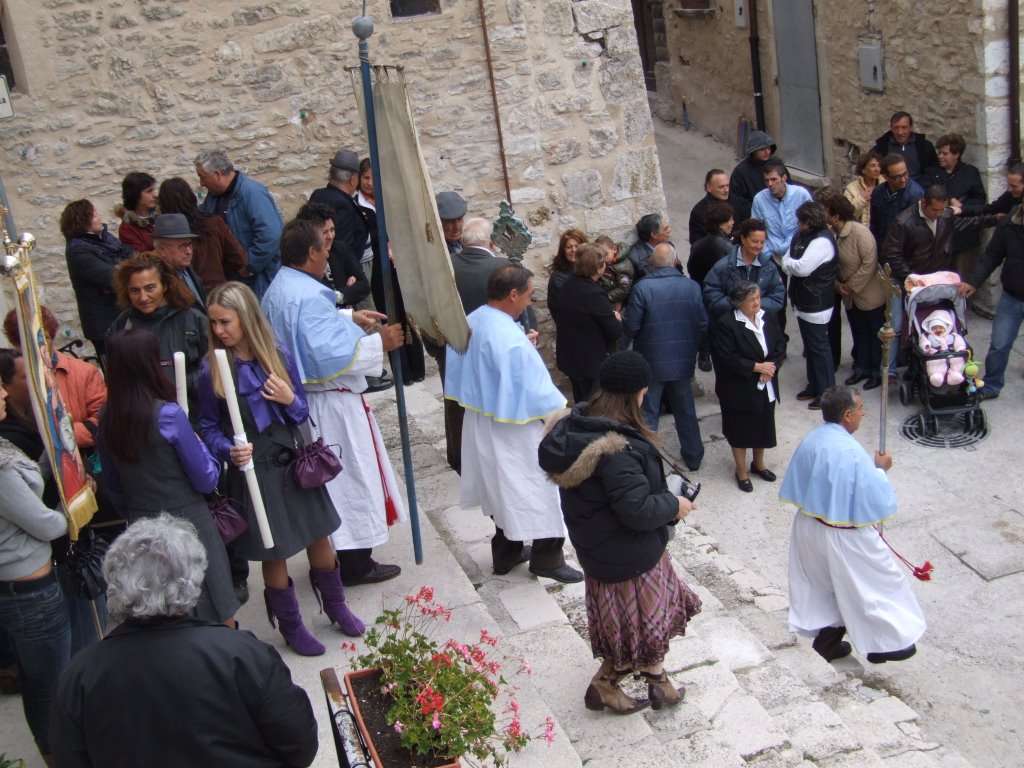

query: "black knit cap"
left=598, top=351, right=651, bottom=394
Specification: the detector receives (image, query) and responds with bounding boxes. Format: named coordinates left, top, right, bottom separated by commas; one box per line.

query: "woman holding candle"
left=198, top=282, right=364, bottom=655
left=99, top=329, right=238, bottom=625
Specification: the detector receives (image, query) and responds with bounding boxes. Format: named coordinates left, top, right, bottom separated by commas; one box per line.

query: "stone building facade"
left=0, top=0, right=665, bottom=340
left=652, top=0, right=1018, bottom=197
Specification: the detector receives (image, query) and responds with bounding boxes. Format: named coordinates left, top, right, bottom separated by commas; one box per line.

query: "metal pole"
left=353, top=15, right=424, bottom=564
left=876, top=264, right=902, bottom=455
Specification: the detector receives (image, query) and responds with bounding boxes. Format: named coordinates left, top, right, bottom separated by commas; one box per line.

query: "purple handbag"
left=287, top=420, right=342, bottom=489
left=208, top=494, right=248, bottom=543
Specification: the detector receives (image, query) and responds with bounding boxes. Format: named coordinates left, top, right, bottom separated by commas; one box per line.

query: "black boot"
left=812, top=626, right=852, bottom=662
left=866, top=644, right=917, bottom=664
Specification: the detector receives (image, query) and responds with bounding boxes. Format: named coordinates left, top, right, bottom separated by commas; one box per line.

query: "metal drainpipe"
left=477, top=0, right=512, bottom=202
left=1010, top=0, right=1021, bottom=162
left=747, top=0, right=766, bottom=131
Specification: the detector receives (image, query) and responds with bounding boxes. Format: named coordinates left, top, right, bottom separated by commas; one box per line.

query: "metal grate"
left=898, top=409, right=988, bottom=448
left=390, top=0, right=441, bottom=18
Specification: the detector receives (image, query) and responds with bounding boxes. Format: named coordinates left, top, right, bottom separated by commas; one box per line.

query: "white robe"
left=305, top=333, right=407, bottom=551
left=460, top=411, right=567, bottom=541
left=788, top=513, right=926, bottom=654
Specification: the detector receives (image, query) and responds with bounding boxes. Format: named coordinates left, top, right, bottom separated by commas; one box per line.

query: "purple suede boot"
left=309, top=564, right=366, bottom=637
left=264, top=579, right=326, bottom=657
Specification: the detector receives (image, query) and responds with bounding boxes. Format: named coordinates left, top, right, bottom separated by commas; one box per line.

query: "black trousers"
left=570, top=377, right=596, bottom=405
left=336, top=548, right=374, bottom=582
left=491, top=525, right=565, bottom=571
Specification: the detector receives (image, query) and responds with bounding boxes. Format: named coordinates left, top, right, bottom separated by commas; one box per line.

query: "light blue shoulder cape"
left=261, top=267, right=367, bottom=384
left=779, top=423, right=897, bottom=527
left=445, top=305, right=566, bottom=424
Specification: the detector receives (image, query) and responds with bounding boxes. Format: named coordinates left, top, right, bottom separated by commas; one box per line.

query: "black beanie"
left=598, top=351, right=651, bottom=394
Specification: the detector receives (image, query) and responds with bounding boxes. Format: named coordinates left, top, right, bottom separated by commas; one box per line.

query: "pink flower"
left=432, top=712, right=441, bottom=730
left=543, top=715, right=556, bottom=745
left=520, top=657, right=533, bottom=677
left=393, top=720, right=404, bottom=734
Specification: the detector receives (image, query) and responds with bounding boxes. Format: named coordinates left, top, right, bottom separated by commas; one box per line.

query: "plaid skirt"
left=585, top=551, right=702, bottom=669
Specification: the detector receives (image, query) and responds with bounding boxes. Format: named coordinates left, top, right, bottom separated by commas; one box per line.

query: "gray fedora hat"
left=436, top=191, right=467, bottom=220
left=331, top=149, right=361, bottom=173
left=152, top=213, right=197, bottom=239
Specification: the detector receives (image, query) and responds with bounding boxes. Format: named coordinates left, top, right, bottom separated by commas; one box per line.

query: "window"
left=390, top=0, right=441, bottom=18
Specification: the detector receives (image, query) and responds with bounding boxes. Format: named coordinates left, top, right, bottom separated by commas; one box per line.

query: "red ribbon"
left=878, top=528, right=934, bottom=581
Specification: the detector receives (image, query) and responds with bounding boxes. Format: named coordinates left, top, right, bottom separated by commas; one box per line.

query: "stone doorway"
left=631, top=0, right=667, bottom=92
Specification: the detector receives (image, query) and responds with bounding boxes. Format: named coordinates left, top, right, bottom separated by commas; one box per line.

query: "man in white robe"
left=262, top=218, right=406, bottom=586
left=780, top=386, right=926, bottom=663
left=445, top=263, right=582, bottom=583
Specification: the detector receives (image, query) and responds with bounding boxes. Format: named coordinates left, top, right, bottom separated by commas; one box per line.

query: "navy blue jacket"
left=623, top=268, right=708, bottom=381
left=702, top=246, right=786, bottom=321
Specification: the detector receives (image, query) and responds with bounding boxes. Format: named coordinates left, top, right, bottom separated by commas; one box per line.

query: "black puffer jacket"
left=538, top=406, right=678, bottom=583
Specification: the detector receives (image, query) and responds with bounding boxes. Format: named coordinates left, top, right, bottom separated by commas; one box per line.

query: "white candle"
left=173, top=352, right=188, bottom=415
left=214, top=349, right=275, bottom=549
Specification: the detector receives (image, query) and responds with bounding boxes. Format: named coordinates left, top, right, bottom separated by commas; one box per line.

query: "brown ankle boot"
left=638, top=670, right=685, bottom=710
left=583, top=660, right=650, bottom=714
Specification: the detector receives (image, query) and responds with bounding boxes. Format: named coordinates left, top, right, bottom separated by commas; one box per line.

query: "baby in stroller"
left=918, top=309, right=967, bottom=387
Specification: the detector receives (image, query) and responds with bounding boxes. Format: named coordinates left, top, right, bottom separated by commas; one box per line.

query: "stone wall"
left=660, top=0, right=1015, bottom=191
left=0, top=0, right=666, bottom=339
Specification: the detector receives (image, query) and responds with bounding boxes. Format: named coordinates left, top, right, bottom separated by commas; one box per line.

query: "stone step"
left=376, top=370, right=976, bottom=768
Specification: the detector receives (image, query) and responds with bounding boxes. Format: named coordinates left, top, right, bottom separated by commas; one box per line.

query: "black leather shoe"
left=364, top=377, right=394, bottom=394
left=812, top=626, right=852, bottom=662
left=863, top=376, right=882, bottom=390
left=866, top=644, right=917, bottom=664
left=796, top=388, right=815, bottom=401
left=529, top=564, right=584, bottom=583
left=736, top=474, right=753, bottom=493
left=749, top=462, right=776, bottom=482
left=341, top=561, right=402, bottom=587
left=233, top=580, right=250, bottom=606
left=807, top=398, right=823, bottom=410
left=844, top=372, right=869, bottom=386
left=697, top=353, right=712, bottom=372
left=493, top=545, right=533, bottom=576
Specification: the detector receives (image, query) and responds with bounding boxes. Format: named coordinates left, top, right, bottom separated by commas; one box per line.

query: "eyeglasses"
left=165, top=240, right=194, bottom=251
left=887, top=171, right=909, bottom=180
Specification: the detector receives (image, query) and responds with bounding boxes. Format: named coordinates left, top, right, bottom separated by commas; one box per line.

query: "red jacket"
left=54, top=352, right=106, bottom=448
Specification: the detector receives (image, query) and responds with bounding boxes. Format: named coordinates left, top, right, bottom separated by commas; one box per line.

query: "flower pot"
left=344, top=668, right=461, bottom=768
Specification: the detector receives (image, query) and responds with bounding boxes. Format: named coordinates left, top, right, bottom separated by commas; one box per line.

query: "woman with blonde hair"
left=197, top=282, right=363, bottom=656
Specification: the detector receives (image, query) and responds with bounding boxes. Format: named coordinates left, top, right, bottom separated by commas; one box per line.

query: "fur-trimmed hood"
left=538, top=405, right=648, bottom=489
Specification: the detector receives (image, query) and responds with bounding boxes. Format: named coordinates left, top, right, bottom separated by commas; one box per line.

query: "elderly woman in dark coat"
left=539, top=351, right=701, bottom=715
left=555, top=243, right=624, bottom=403
left=712, top=280, right=785, bottom=492
left=52, top=514, right=317, bottom=768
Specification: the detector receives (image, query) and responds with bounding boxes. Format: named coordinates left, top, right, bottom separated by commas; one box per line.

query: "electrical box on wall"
left=858, top=43, right=884, bottom=92
left=735, top=0, right=748, bottom=28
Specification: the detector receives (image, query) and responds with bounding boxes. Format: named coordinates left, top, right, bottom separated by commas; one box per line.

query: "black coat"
left=966, top=208, right=1024, bottom=300
left=65, top=229, right=133, bottom=342
left=873, top=130, right=939, bottom=183
left=881, top=205, right=998, bottom=285
left=688, top=192, right=751, bottom=243
left=51, top=616, right=318, bottom=768
left=712, top=310, right=785, bottom=415
left=923, top=162, right=988, bottom=250
left=538, top=407, right=677, bottom=583
left=554, top=274, right=623, bottom=380
left=453, top=246, right=509, bottom=315
left=547, top=269, right=571, bottom=323
left=687, top=231, right=733, bottom=286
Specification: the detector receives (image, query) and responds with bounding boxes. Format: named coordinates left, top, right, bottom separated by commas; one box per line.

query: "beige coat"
left=843, top=178, right=877, bottom=228
left=835, top=220, right=887, bottom=311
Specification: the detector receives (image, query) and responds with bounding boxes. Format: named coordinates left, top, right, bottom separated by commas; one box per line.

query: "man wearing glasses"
left=869, top=155, right=925, bottom=249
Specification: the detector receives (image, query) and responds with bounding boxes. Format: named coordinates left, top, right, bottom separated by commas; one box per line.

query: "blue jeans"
left=798, top=318, right=835, bottom=397
left=0, top=572, right=72, bottom=756
left=887, top=294, right=905, bottom=376
left=982, top=291, right=1024, bottom=394
left=641, top=378, right=704, bottom=468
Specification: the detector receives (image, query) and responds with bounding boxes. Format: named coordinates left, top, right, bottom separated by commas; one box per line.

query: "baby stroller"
left=897, top=279, right=985, bottom=434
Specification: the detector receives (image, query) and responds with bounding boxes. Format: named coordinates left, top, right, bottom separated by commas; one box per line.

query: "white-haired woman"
left=198, top=282, right=364, bottom=656
left=52, top=514, right=318, bottom=768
